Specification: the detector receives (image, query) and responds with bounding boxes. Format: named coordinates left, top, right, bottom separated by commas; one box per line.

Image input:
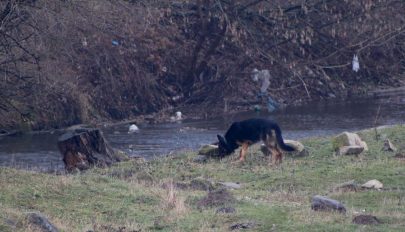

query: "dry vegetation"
left=1, top=0, right=404, bottom=131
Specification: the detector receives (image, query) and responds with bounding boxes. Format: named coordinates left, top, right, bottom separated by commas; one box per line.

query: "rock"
left=196, top=189, right=235, bottom=208
left=333, top=180, right=358, bottom=192
left=284, top=140, right=308, bottom=157
left=216, top=207, right=236, bottom=214
left=217, top=182, right=242, bottom=189
left=332, top=132, right=368, bottom=154
left=128, top=124, right=139, bottom=133
left=352, top=214, right=381, bottom=225
left=383, top=139, right=397, bottom=152
left=361, top=179, right=383, bottom=190
left=190, top=177, right=215, bottom=191
left=311, top=195, right=346, bottom=213
left=57, top=127, right=128, bottom=172
left=197, top=144, right=219, bottom=157
left=26, top=212, right=59, bottom=232
left=170, top=111, right=183, bottom=122
left=229, top=222, right=256, bottom=230
left=336, top=146, right=364, bottom=156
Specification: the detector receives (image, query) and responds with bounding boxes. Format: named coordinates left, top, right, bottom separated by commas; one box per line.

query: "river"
left=1, top=91, right=404, bottom=171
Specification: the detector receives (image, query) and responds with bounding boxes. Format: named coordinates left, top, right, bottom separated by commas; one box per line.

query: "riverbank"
left=1, top=125, right=404, bottom=231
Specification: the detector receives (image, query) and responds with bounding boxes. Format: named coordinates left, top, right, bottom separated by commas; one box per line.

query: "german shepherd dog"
left=217, top=118, right=294, bottom=165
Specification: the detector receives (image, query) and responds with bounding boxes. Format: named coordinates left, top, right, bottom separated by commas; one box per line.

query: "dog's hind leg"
left=239, top=142, right=249, bottom=162
left=274, top=146, right=283, bottom=165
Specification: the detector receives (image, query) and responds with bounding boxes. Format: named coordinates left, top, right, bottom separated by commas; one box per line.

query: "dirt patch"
left=229, top=222, right=256, bottom=230
left=352, top=215, right=381, bottom=225
left=216, top=206, right=236, bottom=214
left=394, top=153, right=405, bottom=159
left=91, top=224, right=141, bottom=232
left=196, top=189, right=235, bottom=208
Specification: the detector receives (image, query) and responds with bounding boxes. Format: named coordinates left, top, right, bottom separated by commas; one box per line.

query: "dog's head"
left=217, top=135, right=232, bottom=157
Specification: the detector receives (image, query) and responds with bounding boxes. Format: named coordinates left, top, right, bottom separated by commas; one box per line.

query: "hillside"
left=1, top=0, right=404, bottom=131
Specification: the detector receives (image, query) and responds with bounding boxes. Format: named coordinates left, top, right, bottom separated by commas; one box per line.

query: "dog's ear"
left=217, top=135, right=227, bottom=146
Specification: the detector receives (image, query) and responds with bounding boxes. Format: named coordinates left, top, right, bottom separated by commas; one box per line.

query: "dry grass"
left=0, top=125, right=405, bottom=231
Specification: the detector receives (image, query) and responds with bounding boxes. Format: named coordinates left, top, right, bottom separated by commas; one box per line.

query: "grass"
left=0, top=125, right=404, bottom=231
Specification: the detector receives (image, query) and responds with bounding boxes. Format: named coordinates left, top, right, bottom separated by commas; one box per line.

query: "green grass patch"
left=0, top=125, right=404, bottom=231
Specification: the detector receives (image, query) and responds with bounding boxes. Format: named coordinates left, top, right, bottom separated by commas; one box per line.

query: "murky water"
left=1, top=92, right=404, bottom=171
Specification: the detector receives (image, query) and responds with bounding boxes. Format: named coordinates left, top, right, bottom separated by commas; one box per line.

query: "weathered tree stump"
left=57, top=127, right=127, bottom=172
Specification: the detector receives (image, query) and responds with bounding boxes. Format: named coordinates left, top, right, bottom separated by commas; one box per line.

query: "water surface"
left=1, top=92, right=404, bottom=171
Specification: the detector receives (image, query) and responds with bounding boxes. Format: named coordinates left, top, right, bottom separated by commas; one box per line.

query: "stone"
left=336, top=146, right=364, bottom=156
left=284, top=140, right=308, bottom=157
left=57, top=127, right=128, bottom=172
left=217, top=182, right=242, bottom=189
left=382, top=139, right=397, bottom=152
left=352, top=215, right=381, bottom=225
left=26, top=212, right=59, bottom=232
left=332, top=132, right=368, bottom=153
left=311, top=195, right=346, bottom=213
left=216, top=206, right=236, bottom=214
left=128, top=124, right=139, bottom=133
left=197, top=144, right=219, bottom=157
left=333, top=180, right=358, bottom=192
left=361, top=179, right=383, bottom=190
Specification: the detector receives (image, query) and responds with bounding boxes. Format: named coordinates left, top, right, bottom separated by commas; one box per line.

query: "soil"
left=352, top=215, right=381, bottom=225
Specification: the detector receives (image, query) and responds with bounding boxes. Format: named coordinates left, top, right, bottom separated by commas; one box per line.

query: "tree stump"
left=57, top=127, right=127, bottom=172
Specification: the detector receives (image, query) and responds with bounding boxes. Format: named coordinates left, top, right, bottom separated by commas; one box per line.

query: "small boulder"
left=128, top=124, right=139, bottom=133
left=217, top=182, right=242, bottom=189
left=382, top=139, right=397, bottom=152
left=352, top=214, right=381, bottom=225
left=336, top=146, right=364, bottom=156
left=311, top=195, right=346, bottom=213
left=197, top=144, right=219, bottom=157
left=284, top=140, right=308, bottom=157
left=361, top=179, right=383, bottom=190
left=332, top=132, right=368, bottom=154
left=26, top=212, right=59, bottom=232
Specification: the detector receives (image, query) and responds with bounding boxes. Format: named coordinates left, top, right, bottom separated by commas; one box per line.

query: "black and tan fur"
left=217, top=118, right=294, bottom=165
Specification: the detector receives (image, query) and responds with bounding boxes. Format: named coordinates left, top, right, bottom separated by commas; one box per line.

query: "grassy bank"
left=1, top=125, right=404, bottom=231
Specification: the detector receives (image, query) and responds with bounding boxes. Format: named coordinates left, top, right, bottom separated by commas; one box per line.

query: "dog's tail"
left=273, top=125, right=295, bottom=152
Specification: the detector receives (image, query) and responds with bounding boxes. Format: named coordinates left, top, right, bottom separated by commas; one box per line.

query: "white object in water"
left=175, top=111, right=182, bottom=120
left=251, top=68, right=271, bottom=93
left=170, top=111, right=183, bottom=122
left=128, top=124, right=139, bottom=133
left=352, top=55, right=360, bottom=72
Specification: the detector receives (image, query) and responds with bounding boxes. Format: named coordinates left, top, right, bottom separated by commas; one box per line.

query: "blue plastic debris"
left=267, top=96, right=278, bottom=112
left=112, top=40, right=119, bottom=46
